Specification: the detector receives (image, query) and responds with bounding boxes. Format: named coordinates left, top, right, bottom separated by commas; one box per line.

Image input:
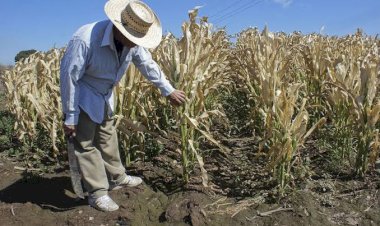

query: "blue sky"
left=0, top=0, right=379, bottom=65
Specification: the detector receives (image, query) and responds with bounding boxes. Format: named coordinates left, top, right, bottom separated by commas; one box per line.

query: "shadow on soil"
left=0, top=171, right=86, bottom=212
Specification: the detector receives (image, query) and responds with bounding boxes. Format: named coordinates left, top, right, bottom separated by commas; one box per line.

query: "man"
left=60, top=0, right=186, bottom=212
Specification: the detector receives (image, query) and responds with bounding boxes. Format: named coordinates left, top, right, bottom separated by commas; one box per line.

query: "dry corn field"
left=2, top=9, right=380, bottom=194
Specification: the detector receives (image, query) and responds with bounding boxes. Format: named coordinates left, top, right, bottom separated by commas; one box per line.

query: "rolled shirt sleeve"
left=60, top=39, right=88, bottom=125
left=132, top=47, right=175, bottom=97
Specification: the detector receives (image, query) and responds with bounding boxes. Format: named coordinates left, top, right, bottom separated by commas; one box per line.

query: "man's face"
left=113, top=26, right=137, bottom=48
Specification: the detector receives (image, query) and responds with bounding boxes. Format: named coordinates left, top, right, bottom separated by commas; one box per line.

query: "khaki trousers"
left=74, top=110, right=126, bottom=199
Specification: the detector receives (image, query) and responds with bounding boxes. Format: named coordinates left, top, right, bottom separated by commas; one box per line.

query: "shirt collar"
left=101, top=21, right=114, bottom=48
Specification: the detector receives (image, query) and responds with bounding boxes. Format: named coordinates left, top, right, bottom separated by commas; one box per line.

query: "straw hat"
left=104, top=0, right=162, bottom=49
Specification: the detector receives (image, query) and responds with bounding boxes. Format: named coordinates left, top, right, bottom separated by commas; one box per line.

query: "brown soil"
left=0, top=141, right=379, bottom=226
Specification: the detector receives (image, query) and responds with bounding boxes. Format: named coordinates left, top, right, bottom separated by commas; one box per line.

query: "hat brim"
left=104, top=0, right=163, bottom=49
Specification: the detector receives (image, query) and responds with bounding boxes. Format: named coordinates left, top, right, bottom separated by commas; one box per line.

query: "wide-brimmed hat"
left=104, top=0, right=162, bottom=49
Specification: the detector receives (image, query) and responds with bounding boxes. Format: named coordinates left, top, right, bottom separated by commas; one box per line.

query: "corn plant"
left=324, top=34, right=380, bottom=175
left=114, top=64, right=160, bottom=165
left=153, top=8, right=231, bottom=184
left=234, top=27, right=326, bottom=189
left=298, top=34, right=333, bottom=123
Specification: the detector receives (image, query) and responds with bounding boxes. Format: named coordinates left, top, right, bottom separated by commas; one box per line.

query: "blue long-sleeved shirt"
left=60, top=20, right=175, bottom=125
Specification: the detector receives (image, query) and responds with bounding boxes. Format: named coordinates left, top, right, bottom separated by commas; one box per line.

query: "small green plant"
left=0, top=111, right=16, bottom=151
left=144, top=134, right=165, bottom=160
left=220, top=89, right=253, bottom=136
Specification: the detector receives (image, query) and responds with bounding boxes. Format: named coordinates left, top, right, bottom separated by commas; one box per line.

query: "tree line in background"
left=14, top=49, right=37, bottom=63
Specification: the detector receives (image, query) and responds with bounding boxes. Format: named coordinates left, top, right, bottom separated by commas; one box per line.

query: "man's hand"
left=167, top=90, right=186, bottom=106
left=63, top=124, right=77, bottom=138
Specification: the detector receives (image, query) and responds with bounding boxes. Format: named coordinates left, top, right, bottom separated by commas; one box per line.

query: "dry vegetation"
left=2, top=9, right=380, bottom=193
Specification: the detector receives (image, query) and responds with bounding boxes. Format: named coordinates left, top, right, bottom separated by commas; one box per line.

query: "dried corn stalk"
left=324, top=34, right=380, bottom=175
left=114, top=64, right=159, bottom=165
left=3, top=49, right=64, bottom=156
left=153, top=8, right=231, bottom=184
left=234, top=27, right=326, bottom=189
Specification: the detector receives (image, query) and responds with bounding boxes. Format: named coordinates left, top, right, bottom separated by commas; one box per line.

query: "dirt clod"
left=164, top=197, right=206, bottom=226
